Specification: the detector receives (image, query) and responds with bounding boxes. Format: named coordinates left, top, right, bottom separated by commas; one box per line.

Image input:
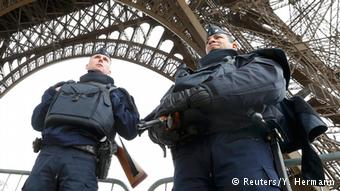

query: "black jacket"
left=31, top=71, right=139, bottom=146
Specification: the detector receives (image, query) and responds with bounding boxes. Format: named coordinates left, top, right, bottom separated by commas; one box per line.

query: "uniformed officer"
left=147, top=24, right=288, bottom=191
left=23, top=48, right=140, bottom=191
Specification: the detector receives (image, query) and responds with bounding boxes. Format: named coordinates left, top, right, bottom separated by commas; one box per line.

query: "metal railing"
left=148, top=177, right=173, bottom=191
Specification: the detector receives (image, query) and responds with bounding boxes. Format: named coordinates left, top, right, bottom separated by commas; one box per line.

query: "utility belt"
left=32, top=137, right=114, bottom=179
left=73, top=145, right=97, bottom=155
left=209, top=125, right=270, bottom=141
left=189, top=124, right=269, bottom=143
left=32, top=138, right=98, bottom=155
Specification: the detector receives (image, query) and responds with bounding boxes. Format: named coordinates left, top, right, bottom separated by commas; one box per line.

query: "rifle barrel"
left=137, top=119, right=164, bottom=130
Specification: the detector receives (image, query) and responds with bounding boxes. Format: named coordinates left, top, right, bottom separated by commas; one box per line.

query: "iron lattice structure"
left=0, top=0, right=339, bottom=190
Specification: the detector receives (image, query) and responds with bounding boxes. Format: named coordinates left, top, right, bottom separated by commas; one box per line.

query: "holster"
left=32, top=137, right=42, bottom=153
left=96, top=139, right=117, bottom=179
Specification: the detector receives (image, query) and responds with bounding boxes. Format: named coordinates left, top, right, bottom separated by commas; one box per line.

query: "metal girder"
left=116, top=0, right=207, bottom=56
left=0, top=0, right=106, bottom=34
left=0, top=0, right=34, bottom=17
left=0, top=1, right=196, bottom=98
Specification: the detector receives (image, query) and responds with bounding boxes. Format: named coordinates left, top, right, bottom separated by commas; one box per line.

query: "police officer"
left=23, top=48, right=139, bottom=191
left=147, top=24, right=288, bottom=191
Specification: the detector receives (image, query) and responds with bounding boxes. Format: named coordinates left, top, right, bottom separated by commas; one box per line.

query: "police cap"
left=206, top=24, right=229, bottom=37
left=94, top=47, right=111, bottom=59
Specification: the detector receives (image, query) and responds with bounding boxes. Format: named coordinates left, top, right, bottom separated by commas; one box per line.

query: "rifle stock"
left=114, top=141, right=147, bottom=188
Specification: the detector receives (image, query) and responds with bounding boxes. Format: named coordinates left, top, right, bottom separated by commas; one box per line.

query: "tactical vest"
left=45, top=81, right=116, bottom=136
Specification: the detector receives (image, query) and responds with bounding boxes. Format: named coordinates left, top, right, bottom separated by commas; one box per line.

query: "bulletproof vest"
left=45, top=81, right=117, bottom=136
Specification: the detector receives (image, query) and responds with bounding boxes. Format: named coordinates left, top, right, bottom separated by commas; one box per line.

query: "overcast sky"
left=0, top=57, right=175, bottom=191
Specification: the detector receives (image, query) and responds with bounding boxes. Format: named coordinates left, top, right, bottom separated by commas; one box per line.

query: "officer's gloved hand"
left=53, top=80, right=75, bottom=91
left=42, top=87, right=58, bottom=104
left=42, top=81, right=72, bottom=103
left=175, top=64, right=193, bottom=78
left=53, top=81, right=66, bottom=88
left=155, top=85, right=212, bottom=117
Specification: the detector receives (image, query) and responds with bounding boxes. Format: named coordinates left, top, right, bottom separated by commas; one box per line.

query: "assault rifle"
left=114, top=138, right=147, bottom=188
left=137, top=113, right=181, bottom=157
left=137, top=113, right=180, bottom=135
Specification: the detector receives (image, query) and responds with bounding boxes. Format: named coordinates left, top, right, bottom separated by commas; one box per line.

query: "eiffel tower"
left=0, top=0, right=339, bottom=190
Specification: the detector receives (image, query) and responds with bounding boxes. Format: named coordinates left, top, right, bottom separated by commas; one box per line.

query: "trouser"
left=171, top=133, right=282, bottom=191
left=22, top=145, right=98, bottom=191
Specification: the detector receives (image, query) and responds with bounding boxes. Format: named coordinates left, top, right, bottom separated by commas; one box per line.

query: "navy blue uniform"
left=165, top=49, right=286, bottom=191
left=23, top=71, right=139, bottom=191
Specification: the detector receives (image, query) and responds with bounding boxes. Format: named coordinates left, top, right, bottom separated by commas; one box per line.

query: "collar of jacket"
left=198, top=49, right=238, bottom=69
left=79, top=70, right=115, bottom=84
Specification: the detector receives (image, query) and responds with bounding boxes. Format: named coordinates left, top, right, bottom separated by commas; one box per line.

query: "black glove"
left=42, top=80, right=75, bottom=103
left=53, top=80, right=75, bottom=89
left=174, top=64, right=193, bottom=78
left=156, top=85, right=212, bottom=117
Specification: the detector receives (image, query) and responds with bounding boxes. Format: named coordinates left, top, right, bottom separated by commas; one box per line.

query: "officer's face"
left=205, top=34, right=237, bottom=54
left=86, top=54, right=111, bottom=75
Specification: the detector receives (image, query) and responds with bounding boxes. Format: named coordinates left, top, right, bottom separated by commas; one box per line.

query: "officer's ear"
left=231, top=42, right=238, bottom=50
left=85, top=63, right=90, bottom=70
